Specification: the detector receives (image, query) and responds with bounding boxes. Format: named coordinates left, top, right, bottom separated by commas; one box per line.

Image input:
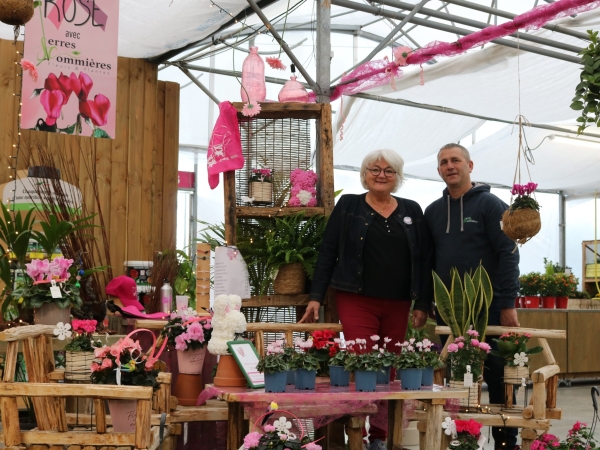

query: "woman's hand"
left=412, top=310, right=428, bottom=329
left=299, top=301, right=321, bottom=323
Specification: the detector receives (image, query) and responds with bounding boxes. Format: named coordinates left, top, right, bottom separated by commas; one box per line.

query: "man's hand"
left=500, top=308, right=520, bottom=327
left=412, top=310, right=428, bottom=329
left=299, top=301, right=320, bottom=323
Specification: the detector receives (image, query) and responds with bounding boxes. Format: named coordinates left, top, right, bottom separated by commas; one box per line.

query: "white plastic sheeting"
left=334, top=9, right=600, bottom=197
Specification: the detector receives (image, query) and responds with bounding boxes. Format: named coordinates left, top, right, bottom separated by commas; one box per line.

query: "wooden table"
left=212, top=381, right=468, bottom=450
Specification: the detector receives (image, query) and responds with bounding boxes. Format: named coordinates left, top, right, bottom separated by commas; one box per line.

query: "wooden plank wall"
left=0, top=38, right=179, bottom=281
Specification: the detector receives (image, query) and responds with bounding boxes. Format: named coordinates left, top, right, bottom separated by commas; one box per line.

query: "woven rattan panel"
left=237, top=117, right=312, bottom=207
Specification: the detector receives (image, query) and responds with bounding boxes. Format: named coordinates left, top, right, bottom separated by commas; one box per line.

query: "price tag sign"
left=463, top=365, right=473, bottom=387
left=50, top=280, right=62, bottom=299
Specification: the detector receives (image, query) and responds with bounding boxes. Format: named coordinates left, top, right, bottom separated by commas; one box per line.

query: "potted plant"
left=440, top=418, right=485, bottom=450
left=14, top=256, right=84, bottom=325
left=242, top=410, right=322, bottom=450
left=307, top=329, right=340, bottom=376
left=490, top=332, right=542, bottom=385
left=446, top=329, right=491, bottom=409
left=291, top=337, right=320, bottom=390
left=417, top=338, right=444, bottom=387
left=371, top=335, right=395, bottom=384
left=539, top=273, right=558, bottom=308
left=343, top=338, right=383, bottom=392
left=265, top=212, right=327, bottom=295
left=256, top=340, right=289, bottom=393
left=502, top=182, right=541, bottom=244
left=328, top=340, right=351, bottom=387
left=162, top=312, right=212, bottom=374
left=519, top=272, right=542, bottom=308
left=394, top=339, right=426, bottom=390
left=91, top=335, right=163, bottom=432
left=248, top=167, right=273, bottom=205
left=554, top=272, right=578, bottom=309
left=284, top=346, right=297, bottom=385
left=56, top=318, right=102, bottom=382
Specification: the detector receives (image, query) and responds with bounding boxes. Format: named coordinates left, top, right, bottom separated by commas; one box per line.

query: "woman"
left=300, top=149, right=432, bottom=450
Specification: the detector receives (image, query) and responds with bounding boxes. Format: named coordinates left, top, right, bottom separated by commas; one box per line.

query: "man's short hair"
left=438, top=143, right=471, bottom=163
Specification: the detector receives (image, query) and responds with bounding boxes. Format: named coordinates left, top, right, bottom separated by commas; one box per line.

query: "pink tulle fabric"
left=407, top=0, right=600, bottom=66
left=307, top=0, right=600, bottom=103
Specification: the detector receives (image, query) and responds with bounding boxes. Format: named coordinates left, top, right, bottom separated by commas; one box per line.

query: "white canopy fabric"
left=334, top=8, right=600, bottom=197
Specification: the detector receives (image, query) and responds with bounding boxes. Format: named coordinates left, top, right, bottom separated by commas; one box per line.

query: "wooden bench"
left=0, top=324, right=177, bottom=450
left=415, top=325, right=567, bottom=450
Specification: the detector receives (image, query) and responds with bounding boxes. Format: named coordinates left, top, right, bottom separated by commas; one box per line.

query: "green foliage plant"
left=519, top=272, right=542, bottom=297
left=571, top=30, right=600, bottom=134
left=265, top=212, right=327, bottom=280
left=328, top=348, right=350, bottom=367
left=539, top=274, right=558, bottom=297
left=256, top=340, right=289, bottom=374
left=433, top=263, right=493, bottom=341
left=553, top=273, right=578, bottom=297
left=31, top=213, right=97, bottom=257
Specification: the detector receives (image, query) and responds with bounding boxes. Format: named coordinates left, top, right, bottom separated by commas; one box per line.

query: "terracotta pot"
left=177, top=348, right=207, bottom=375
left=107, top=400, right=137, bottom=432
left=556, top=296, right=569, bottom=309
left=173, top=373, right=204, bottom=406
left=34, top=303, right=70, bottom=325
left=213, top=354, right=247, bottom=387
left=541, top=296, right=556, bottom=309
left=523, top=296, right=540, bottom=309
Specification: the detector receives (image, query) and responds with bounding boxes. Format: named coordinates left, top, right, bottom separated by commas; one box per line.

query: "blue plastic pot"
left=286, top=369, right=296, bottom=385
left=421, top=367, right=434, bottom=386
left=376, top=366, right=391, bottom=385
left=399, top=368, right=423, bottom=390
left=295, top=369, right=317, bottom=390
left=329, top=365, right=350, bottom=387
left=354, top=370, right=377, bottom=392
left=264, top=371, right=288, bottom=393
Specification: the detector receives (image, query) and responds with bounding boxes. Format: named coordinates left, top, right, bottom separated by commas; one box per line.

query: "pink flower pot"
left=524, top=296, right=540, bottom=308
left=108, top=400, right=137, bottom=432
left=556, top=296, right=569, bottom=309
left=177, top=347, right=207, bottom=375
left=541, top=296, right=556, bottom=309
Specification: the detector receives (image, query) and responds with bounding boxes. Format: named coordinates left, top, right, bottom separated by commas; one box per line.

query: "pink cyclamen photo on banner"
left=21, top=0, right=119, bottom=139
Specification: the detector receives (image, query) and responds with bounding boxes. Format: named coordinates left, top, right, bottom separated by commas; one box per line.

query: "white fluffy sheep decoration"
left=207, top=294, right=247, bottom=355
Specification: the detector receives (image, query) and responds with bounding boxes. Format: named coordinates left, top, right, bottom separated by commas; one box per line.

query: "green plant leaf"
left=92, top=128, right=111, bottom=139
left=432, top=270, right=459, bottom=337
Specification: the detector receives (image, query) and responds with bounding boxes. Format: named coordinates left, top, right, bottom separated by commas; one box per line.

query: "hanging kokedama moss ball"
left=502, top=208, right=541, bottom=245
left=0, top=0, right=34, bottom=27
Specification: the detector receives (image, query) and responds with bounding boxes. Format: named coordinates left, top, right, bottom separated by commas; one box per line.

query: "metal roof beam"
left=369, top=0, right=583, bottom=53
left=331, top=0, right=582, bottom=63
left=443, top=0, right=589, bottom=40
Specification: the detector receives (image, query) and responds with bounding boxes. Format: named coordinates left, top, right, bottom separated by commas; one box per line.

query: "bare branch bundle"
left=147, top=251, right=180, bottom=313
left=19, top=137, right=112, bottom=303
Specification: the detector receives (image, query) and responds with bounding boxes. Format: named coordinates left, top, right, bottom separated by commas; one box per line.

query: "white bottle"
left=160, top=280, right=173, bottom=314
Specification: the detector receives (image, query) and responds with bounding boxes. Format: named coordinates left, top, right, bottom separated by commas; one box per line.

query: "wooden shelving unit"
left=223, top=102, right=334, bottom=244
left=222, top=102, right=335, bottom=320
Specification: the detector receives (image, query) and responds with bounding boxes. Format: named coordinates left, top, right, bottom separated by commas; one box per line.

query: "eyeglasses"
left=366, top=167, right=396, bottom=177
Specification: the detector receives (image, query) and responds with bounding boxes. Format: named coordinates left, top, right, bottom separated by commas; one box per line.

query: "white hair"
left=360, top=149, right=405, bottom=193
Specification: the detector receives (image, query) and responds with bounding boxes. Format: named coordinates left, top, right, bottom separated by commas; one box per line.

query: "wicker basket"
left=273, top=262, right=306, bottom=295
left=249, top=181, right=272, bottom=205
left=504, top=365, right=529, bottom=385
left=0, top=0, right=34, bottom=26
left=502, top=208, right=541, bottom=243
left=449, top=380, right=481, bottom=411
left=65, top=351, right=96, bottom=382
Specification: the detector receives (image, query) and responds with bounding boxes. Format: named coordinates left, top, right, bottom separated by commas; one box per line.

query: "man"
left=425, top=143, right=520, bottom=450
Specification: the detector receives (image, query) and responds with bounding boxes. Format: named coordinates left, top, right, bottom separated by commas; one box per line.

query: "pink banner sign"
left=21, top=0, right=119, bottom=139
